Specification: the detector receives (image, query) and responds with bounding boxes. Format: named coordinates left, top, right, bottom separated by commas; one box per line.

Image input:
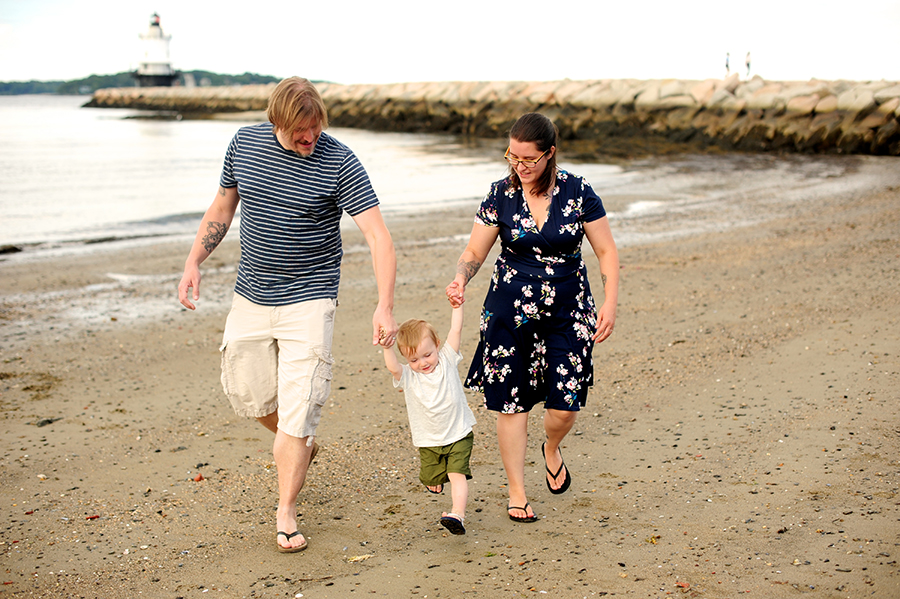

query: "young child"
left=382, top=302, right=476, bottom=535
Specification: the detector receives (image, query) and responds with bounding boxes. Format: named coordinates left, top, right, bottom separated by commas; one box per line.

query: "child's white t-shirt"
left=394, top=344, right=476, bottom=448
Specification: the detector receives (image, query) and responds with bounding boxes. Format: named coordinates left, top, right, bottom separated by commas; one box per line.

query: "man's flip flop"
left=439, top=513, right=466, bottom=535
left=425, top=484, right=443, bottom=494
left=276, top=530, right=308, bottom=553
left=542, top=442, right=571, bottom=495
left=507, top=503, right=538, bottom=523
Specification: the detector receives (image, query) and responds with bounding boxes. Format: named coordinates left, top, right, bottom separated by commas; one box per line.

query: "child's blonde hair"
left=396, top=319, right=441, bottom=358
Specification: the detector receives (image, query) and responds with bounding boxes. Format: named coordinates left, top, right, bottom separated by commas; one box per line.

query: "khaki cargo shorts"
left=219, top=294, right=336, bottom=439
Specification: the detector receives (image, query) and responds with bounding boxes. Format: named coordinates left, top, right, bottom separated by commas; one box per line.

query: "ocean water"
left=0, top=94, right=889, bottom=258
left=0, top=95, right=624, bottom=250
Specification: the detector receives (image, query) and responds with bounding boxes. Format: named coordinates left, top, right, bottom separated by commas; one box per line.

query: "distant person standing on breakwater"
left=745, top=51, right=751, bottom=77
left=446, top=112, right=619, bottom=523
left=725, top=52, right=731, bottom=76
left=177, top=76, right=398, bottom=553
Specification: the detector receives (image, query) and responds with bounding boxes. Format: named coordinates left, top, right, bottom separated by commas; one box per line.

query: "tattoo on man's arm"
left=202, top=221, right=227, bottom=254
left=457, top=259, right=482, bottom=283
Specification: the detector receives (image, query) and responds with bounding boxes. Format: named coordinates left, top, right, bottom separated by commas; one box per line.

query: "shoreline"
left=2, top=150, right=890, bottom=260
left=1, top=164, right=899, bottom=598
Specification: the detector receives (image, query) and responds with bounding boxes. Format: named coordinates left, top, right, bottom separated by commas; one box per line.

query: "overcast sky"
left=1, top=0, right=898, bottom=84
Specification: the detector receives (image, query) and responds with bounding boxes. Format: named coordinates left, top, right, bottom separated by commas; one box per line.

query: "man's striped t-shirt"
left=220, top=123, right=379, bottom=306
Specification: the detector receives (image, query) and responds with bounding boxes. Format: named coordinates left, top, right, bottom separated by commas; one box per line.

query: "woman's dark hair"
left=507, top=112, right=558, bottom=195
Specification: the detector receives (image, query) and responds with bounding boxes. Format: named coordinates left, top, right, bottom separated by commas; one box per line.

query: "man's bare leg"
left=273, top=431, right=314, bottom=549
left=257, top=412, right=313, bottom=550
left=257, top=412, right=278, bottom=434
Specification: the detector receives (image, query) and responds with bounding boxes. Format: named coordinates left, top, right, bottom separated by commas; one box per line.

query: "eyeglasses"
left=504, top=147, right=548, bottom=168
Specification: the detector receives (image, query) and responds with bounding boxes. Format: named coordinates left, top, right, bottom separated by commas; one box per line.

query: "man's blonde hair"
left=267, top=77, right=329, bottom=134
left=396, top=319, right=441, bottom=359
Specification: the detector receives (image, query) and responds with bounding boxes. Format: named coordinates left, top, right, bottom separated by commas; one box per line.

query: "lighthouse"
left=134, top=13, right=178, bottom=87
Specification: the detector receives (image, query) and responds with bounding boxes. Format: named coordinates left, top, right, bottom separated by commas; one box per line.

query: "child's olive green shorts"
left=418, top=431, right=474, bottom=487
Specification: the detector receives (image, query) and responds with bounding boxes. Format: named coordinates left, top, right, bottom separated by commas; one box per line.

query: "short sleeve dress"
left=466, top=168, right=607, bottom=414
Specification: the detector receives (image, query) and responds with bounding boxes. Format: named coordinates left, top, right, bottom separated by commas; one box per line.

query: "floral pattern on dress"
left=570, top=269, right=598, bottom=342
left=491, top=258, right=518, bottom=292
left=501, top=385, right=522, bottom=414
left=531, top=245, right=574, bottom=277
left=528, top=335, right=547, bottom=389
left=466, top=169, right=607, bottom=412
left=510, top=212, right=539, bottom=242
left=559, top=193, right=586, bottom=236
left=540, top=281, right=555, bottom=306
left=483, top=344, right=514, bottom=386
left=479, top=309, right=493, bottom=333
left=556, top=352, right=585, bottom=407
left=513, top=284, right=538, bottom=328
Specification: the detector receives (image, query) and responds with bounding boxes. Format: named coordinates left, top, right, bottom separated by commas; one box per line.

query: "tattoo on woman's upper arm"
left=458, top=259, right=482, bottom=283
left=202, top=221, right=227, bottom=253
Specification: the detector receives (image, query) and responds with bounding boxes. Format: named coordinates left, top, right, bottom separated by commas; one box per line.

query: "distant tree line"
left=0, top=80, right=64, bottom=94
left=57, top=73, right=137, bottom=94
left=0, top=71, right=281, bottom=95
left=183, top=71, right=281, bottom=87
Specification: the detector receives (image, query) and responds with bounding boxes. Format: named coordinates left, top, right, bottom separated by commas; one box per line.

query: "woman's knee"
left=545, top=408, right=577, bottom=428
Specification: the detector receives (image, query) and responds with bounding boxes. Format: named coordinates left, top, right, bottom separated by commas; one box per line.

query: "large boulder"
left=837, top=89, right=876, bottom=112
left=785, top=94, right=820, bottom=116
left=873, top=84, right=900, bottom=103
left=659, top=79, right=690, bottom=99
left=690, top=79, right=718, bottom=105
left=719, top=73, right=741, bottom=93
left=815, top=95, right=839, bottom=113
left=734, top=76, right=766, bottom=98
left=634, top=83, right=661, bottom=108
left=745, top=83, right=783, bottom=110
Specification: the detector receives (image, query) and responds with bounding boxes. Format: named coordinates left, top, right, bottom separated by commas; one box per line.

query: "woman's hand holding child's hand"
left=446, top=280, right=465, bottom=308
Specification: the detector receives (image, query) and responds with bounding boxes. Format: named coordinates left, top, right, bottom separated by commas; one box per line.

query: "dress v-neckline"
left=524, top=191, right=551, bottom=233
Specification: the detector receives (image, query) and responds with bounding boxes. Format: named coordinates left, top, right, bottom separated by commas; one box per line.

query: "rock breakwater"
left=85, top=76, right=900, bottom=155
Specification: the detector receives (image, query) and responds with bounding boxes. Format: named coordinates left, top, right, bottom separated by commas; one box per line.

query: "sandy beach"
left=1, top=154, right=898, bottom=599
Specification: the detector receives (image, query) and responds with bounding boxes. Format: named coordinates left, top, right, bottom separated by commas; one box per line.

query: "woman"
left=446, top=113, right=618, bottom=522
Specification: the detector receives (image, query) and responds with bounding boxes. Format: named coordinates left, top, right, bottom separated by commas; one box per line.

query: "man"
left=177, top=77, right=398, bottom=553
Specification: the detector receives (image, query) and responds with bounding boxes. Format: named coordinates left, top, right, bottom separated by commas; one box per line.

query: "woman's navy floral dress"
left=466, top=168, right=608, bottom=413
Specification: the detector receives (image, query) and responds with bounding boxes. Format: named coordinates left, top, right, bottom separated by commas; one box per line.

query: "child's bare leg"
left=439, top=472, right=468, bottom=535
left=444, top=472, right=468, bottom=519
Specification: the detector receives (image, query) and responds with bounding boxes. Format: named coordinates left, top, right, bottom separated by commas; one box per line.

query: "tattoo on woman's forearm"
left=202, top=221, right=227, bottom=253
left=601, top=273, right=608, bottom=289
left=457, top=259, right=481, bottom=283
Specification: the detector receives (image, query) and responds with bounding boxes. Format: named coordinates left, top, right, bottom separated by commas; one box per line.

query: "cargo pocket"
left=219, top=340, right=233, bottom=398
left=309, top=347, right=334, bottom=406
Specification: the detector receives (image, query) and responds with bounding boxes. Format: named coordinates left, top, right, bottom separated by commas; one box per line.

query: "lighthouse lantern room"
left=134, top=13, right=178, bottom=87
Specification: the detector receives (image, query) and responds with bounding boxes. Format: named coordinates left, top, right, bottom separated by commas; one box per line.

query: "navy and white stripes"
left=220, top=123, right=379, bottom=306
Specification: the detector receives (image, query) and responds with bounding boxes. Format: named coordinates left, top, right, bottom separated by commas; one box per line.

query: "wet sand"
left=1, top=156, right=899, bottom=598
